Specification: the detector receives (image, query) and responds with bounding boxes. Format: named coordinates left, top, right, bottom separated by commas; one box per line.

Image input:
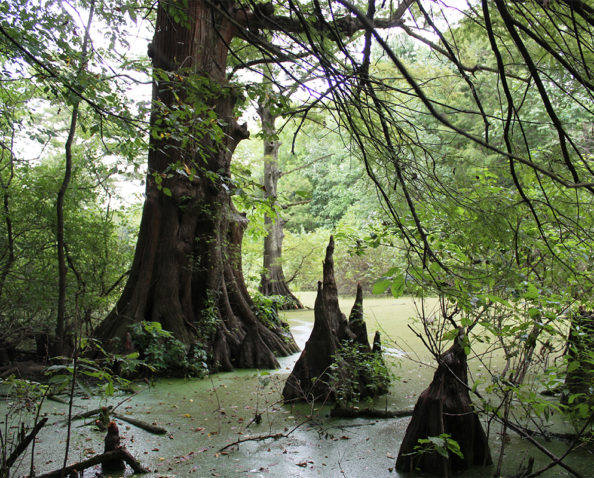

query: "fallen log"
left=63, top=406, right=112, bottom=423
left=330, top=407, right=413, bottom=419
left=47, top=394, right=69, bottom=404
left=35, top=449, right=148, bottom=477
left=57, top=406, right=167, bottom=435
left=112, top=412, right=167, bottom=434
left=4, top=417, right=48, bottom=470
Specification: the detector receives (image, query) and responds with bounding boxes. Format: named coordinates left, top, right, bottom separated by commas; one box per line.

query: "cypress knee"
left=283, top=237, right=388, bottom=403
left=396, top=328, right=492, bottom=474
left=102, top=421, right=125, bottom=474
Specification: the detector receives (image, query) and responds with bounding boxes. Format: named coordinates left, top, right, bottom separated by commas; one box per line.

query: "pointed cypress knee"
left=372, top=331, right=382, bottom=355
left=349, top=283, right=370, bottom=351
left=282, top=280, right=340, bottom=402
left=283, top=237, right=389, bottom=403
left=396, top=328, right=492, bottom=474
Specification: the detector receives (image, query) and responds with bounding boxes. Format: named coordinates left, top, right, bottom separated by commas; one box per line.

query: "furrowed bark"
left=94, top=0, right=297, bottom=371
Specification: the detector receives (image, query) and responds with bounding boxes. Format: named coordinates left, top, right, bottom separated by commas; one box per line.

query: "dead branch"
left=112, top=412, right=167, bottom=435
left=219, top=419, right=309, bottom=452
left=330, top=407, right=413, bottom=419
left=64, top=406, right=112, bottom=423
left=285, top=247, right=317, bottom=286
left=4, top=417, right=48, bottom=470
left=501, top=419, right=584, bottom=478
left=35, top=449, right=148, bottom=477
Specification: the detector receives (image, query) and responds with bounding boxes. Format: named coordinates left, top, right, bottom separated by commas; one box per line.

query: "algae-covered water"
left=3, top=295, right=593, bottom=477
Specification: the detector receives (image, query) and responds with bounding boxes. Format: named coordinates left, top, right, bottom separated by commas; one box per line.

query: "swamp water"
left=4, top=295, right=593, bottom=477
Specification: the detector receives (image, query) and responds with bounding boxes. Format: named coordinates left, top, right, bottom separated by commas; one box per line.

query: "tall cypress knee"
left=283, top=237, right=388, bottom=402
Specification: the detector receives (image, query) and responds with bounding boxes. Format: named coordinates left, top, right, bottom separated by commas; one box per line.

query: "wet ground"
left=3, top=295, right=593, bottom=477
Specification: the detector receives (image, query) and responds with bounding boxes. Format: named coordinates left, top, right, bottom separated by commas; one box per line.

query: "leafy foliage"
left=328, top=341, right=391, bottom=407
left=129, top=321, right=208, bottom=378
left=250, top=292, right=286, bottom=329
left=412, top=433, right=464, bottom=461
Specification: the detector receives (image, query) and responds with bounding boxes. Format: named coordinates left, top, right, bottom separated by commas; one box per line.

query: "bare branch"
left=281, top=153, right=333, bottom=177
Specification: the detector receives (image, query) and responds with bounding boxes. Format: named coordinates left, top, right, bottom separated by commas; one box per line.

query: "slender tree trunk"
left=94, top=0, right=298, bottom=370
left=0, top=128, right=15, bottom=299
left=54, top=1, right=95, bottom=357
left=257, top=98, right=302, bottom=309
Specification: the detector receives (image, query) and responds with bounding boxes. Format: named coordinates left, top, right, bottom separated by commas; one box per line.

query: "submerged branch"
left=219, top=419, right=310, bottom=452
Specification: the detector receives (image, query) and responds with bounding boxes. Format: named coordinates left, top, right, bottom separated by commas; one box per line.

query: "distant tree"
left=0, top=0, right=145, bottom=356
left=255, top=81, right=303, bottom=308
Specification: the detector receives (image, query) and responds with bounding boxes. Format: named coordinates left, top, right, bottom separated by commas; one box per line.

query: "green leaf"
left=528, top=307, right=541, bottom=319
left=144, top=321, right=163, bottom=332
left=45, top=364, right=68, bottom=373
left=428, top=436, right=446, bottom=448
left=567, top=360, right=580, bottom=373
left=486, top=294, right=512, bottom=308
left=104, top=381, right=115, bottom=396
left=372, top=278, right=391, bottom=295
left=77, top=380, right=93, bottom=397
left=48, top=374, right=70, bottom=385
left=446, top=438, right=464, bottom=459
left=442, top=329, right=459, bottom=341
left=162, top=187, right=172, bottom=197
left=390, top=274, right=406, bottom=298
left=436, top=446, right=449, bottom=458
left=577, top=403, right=589, bottom=418
left=522, top=283, right=539, bottom=300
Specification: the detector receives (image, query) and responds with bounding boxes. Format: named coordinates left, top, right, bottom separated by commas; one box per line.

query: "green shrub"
left=251, top=292, right=286, bottom=329
left=129, top=322, right=208, bottom=378
left=329, top=341, right=391, bottom=406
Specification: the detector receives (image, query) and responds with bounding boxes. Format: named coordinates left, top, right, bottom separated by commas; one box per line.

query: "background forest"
left=0, top=0, right=593, bottom=476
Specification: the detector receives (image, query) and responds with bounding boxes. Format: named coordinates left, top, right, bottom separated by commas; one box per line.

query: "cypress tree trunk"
left=94, top=0, right=298, bottom=370
left=257, top=98, right=303, bottom=310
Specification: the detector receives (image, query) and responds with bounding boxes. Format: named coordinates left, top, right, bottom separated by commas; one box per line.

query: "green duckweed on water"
left=2, top=295, right=592, bottom=477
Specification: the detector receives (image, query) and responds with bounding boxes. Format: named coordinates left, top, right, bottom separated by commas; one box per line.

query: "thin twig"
left=219, top=419, right=310, bottom=452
